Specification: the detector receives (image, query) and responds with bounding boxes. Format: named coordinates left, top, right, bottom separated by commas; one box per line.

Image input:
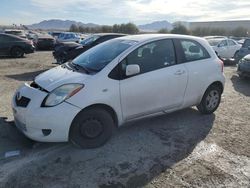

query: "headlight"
left=42, top=84, right=84, bottom=107
left=239, top=59, right=245, bottom=64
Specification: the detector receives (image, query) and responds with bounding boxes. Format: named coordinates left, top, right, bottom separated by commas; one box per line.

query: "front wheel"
left=69, top=108, right=116, bottom=149
left=11, top=47, right=24, bottom=58
left=197, top=85, right=222, bottom=114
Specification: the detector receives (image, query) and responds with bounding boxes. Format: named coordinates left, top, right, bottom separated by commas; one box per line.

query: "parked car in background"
left=204, top=36, right=227, bottom=40
left=0, top=33, right=35, bottom=58
left=48, top=31, right=63, bottom=39
left=237, top=54, right=250, bottom=79
left=12, top=34, right=225, bottom=148
left=26, top=31, right=39, bottom=40
left=34, top=34, right=55, bottom=50
left=56, top=32, right=81, bottom=43
left=53, top=33, right=126, bottom=64
left=4, top=29, right=27, bottom=39
left=53, top=41, right=82, bottom=63
left=234, top=38, right=250, bottom=63
left=207, top=38, right=241, bottom=60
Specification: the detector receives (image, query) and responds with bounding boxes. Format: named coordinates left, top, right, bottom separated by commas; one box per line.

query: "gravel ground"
left=0, top=52, right=249, bottom=188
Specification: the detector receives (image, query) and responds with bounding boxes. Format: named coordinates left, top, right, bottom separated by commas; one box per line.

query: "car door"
left=0, top=35, right=12, bottom=56
left=227, top=39, right=239, bottom=57
left=216, top=40, right=229, bottom=58
left=119, top=39, right=188, bottom=120
left=177, top=39, right=213, bottom=106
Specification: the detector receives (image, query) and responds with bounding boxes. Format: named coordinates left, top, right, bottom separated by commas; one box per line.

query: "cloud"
left=29, top=0, right=250, bottom=24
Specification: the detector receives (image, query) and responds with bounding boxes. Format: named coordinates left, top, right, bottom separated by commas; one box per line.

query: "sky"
left=1, top=0, right=250, bottom=25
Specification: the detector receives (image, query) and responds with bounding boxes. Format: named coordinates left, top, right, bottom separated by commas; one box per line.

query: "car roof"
left=118, top=34, right=205, bottom=43
left=94, top=33, right=127, bottom=37
left=5, top=29, right=24, bottom=32
left=37, top=34, right=54, bottom=39
left=0, top=33, right=24, bottom=39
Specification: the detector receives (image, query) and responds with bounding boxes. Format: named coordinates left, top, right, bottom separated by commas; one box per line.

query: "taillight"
left=26, top=40, right=33, bottom=46
left=218, top=59, right=224, bottom=72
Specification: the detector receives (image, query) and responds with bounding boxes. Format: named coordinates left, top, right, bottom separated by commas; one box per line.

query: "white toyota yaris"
left=12, top=34, right=225, bottom=148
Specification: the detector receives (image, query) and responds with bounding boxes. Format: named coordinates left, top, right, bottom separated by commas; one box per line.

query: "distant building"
left=189, top=20, right=250, bottom=30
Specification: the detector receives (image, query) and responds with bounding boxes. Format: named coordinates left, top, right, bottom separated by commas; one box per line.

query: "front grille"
left=15, top=95, right=30, bottom=108
left=30, top=82, right=48, bottom=93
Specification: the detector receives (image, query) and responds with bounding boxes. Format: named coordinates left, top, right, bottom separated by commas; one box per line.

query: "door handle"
left=174, top=70, right=185, bottom=75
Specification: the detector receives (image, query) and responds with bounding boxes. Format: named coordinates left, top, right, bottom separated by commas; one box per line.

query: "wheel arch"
left=72, top=103, right=119, bottom=128
left=11, top=45, right=24, bottom=51
left=10, top=45, right=24, bottom=55
left=209, top=81, right=224, bottom=94
left=198, top=81, right=224, bottom=104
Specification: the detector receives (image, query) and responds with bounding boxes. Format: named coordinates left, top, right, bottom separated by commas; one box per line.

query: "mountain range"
left=27, top=19, right=174, bottom=31
left=138, top=21, right=173, bottom=32
left=27, top=19, right=99, bottom=30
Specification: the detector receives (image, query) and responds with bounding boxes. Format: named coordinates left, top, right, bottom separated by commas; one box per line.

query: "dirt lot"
left=0, top=52, right=249, bottom=188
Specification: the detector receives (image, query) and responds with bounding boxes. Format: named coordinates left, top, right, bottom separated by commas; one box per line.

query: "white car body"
left=208, top=38, right=241, bottom=59
left=12, top=34, right=225, bottom=143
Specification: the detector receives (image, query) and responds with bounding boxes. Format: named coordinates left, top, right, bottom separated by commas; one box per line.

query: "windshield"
left=80, top=35, right=100, bottom=45
left=73, top=39, right=137, bottom=72
left=243, top=39, right=250, bottom=48
left=207, top=39, right=223, bottom=46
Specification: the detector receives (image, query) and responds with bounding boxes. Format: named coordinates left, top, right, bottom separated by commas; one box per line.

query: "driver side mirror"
left=126, top=64, right=140, bottom=76
left=248, top=46, right=250, bottom=50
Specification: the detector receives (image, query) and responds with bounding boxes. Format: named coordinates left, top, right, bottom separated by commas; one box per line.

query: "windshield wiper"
left=71, top=62, right=91, bottom=74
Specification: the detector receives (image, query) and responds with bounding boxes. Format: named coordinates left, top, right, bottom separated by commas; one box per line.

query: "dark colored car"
left=4, top=30, right=27, bottom=39
left=53, top=33, right=126, bottom=64
left=34, top=34, right=55, bottom=50
left=49, top=31, right=63, bottom=39
left=0, top=34, right=35, bottom=58
left=237, top=54, right=250, bottom=78
left=235, top=38, right=250, bottom=62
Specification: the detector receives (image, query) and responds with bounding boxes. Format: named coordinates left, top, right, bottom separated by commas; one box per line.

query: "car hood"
left=35, top=65, right=89, bottom=92
left=243, top=54, right=250, bottom=61
left=56, top=42, right=80, bottom=48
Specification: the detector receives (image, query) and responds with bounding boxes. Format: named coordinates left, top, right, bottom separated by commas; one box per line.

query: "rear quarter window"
left=180, top=39, right=210, bottom=62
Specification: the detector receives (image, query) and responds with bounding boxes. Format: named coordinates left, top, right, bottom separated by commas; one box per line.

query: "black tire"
left=233, top=51, right=239, bottom=59
left=69, top=108, right=116, bottom=149
left=239, top=74, right=245, bottom=79
left=11, top=47, right=24, bottom=58
left=233, top=51, right=239, bottom=64
left=197, top=85, right=222, bottom=114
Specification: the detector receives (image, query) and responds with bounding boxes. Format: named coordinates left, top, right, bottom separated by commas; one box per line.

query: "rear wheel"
left=11, top=47, right=24, bottom=58
left=69, top=108, right=116, bottom=149
left=197, top=85, right=222, bottom=114
left=233, top=51, right=240, bottom=64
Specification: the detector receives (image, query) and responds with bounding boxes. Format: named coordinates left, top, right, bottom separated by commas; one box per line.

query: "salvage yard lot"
left=0, top=52, right=249, bottom=187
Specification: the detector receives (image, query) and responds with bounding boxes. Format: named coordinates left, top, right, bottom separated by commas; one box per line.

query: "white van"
left=12, top=34, right=225, bottom=148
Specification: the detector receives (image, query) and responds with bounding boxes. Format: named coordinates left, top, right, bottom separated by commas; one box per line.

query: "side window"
left=228, top=40, right=236, bottom=46
left=218, top=40, right=228, bottom=47
left=65, top=34, right=71, bottom=39
left=0, top=36, right=4, bottom=42
left=95, top=36, right=108, bottom=44
left=180, top=40, right=210, bottom=62
left=122, top=39, right=176, bottom=76
left=0, top=35, right=13, bottom=42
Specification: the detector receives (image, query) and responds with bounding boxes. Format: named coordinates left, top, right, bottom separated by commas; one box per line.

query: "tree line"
left=158, top=23, right=249, bottom=37
left=70, top=22, right=250, bottom=37
left=69, top=23, right=139, bottom=34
